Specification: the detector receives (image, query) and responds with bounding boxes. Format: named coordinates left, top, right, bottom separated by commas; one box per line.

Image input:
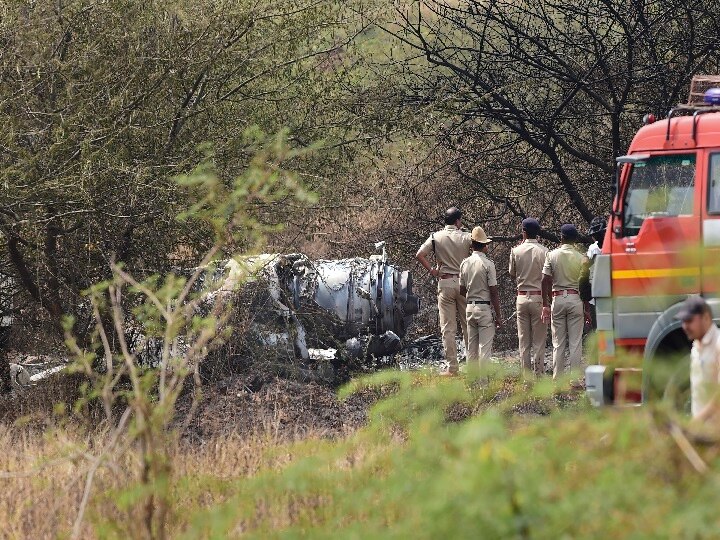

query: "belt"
left=467, top=300, right=491, bottom=305
left=440, top=273, right=459, bottom=279
left=517, top=290, right=542, bottom=296
left=552, top=289, right=579, bottom=297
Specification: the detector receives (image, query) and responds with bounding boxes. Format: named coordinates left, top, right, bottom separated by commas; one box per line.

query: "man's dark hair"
left=444, top=207, right=462, bottom=225
left=677, top=296, right=713, bottom=322
left=471, top=240, right=488, bottom=251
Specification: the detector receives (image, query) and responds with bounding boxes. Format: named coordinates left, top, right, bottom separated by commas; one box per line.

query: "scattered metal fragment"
left=28, top=365, right=66, bottom=382
left=10, top=363, right=29, bottom=387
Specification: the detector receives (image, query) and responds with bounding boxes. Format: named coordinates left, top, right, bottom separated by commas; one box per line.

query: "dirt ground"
left=176, top=373, right=389, bottom=442
left=175, top=355, right=583, bottom=442
left=0, top=344, right=583, bottom=443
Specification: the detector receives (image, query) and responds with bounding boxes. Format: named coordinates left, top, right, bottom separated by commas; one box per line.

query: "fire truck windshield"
left=622, top=154, right=696, bottom=236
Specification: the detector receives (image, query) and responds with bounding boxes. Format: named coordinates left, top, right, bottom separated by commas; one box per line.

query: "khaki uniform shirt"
left=459, top=251, right=497, bottom=301
left=542, top=243, right=586, bottom=291
left=509, top=239, right=548, bottom=292
left=418, top=225, right=471, bottom=275
left=691, top=324, right=720, bottom=418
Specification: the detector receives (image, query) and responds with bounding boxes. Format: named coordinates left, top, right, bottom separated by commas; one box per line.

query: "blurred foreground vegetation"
left=186, top=371, right=720, bottom=539
left=4, top=369, right=720, bottom=538
left=3, top=1, right=720, bottom=537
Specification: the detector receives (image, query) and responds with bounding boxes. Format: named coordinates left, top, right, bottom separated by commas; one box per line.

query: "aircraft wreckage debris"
left=6, top=248, right=424, bottom=390
left=215, top=250, right=421, bottom=364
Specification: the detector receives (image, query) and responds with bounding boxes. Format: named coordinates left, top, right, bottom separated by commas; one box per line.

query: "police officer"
left=459, top=226, right=502, bottom=369
left=416, top=207, right=471, bottom=375
left=541, top=224, right=589, bottom=379
left=509, top=218, right=548, bottom=377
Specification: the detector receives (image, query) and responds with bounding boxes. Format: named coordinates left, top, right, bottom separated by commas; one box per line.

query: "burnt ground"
left=176, top=374, right=389, bottom=442
left=175, top=356, right=584, bottom=443
left=1, top=337, right=583, bottom=442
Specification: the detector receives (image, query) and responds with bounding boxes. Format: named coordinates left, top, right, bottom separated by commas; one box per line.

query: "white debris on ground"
left=6, top=352, right=70, bottom=389
left=308, top=348, right=338, bottom=361
left=28, top=365, right=67, bottom=382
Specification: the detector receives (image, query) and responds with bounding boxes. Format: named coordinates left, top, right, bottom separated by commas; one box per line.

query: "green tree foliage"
left=0, top=0, right=378, bottom=338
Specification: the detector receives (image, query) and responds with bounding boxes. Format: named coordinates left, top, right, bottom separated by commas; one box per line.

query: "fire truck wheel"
left=643, top=335, right=691, bottom=413
left=660, top=357, right=692, bottom=414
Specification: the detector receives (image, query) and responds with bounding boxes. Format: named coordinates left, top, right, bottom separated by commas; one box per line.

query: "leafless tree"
left=390, top=0, right=720, bottom=224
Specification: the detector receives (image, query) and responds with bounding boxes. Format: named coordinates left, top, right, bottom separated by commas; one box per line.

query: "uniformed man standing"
left=541, top=224, right=589, bottom=378
left=459, top=227, right=502, bottom=369
left=509, top=218, right=548, bottom=377
left=416, top=207, right=471, bottom=375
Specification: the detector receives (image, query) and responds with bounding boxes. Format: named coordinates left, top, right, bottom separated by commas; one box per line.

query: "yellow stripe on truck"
left=611, top=267, right=700, bottom=279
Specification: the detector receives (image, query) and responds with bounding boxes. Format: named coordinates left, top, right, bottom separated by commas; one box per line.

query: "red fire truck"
left=586, top=76, right=720, bottom=407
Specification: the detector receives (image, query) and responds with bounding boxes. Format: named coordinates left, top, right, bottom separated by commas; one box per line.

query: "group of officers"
left=416, top=207, right=606, bottom=378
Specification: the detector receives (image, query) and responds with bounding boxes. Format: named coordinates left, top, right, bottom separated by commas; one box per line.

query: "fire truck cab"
left=586, top=76, right=720, bottom=407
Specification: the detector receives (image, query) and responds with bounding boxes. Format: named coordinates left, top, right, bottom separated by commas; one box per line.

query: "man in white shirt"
left=582, top=216, right=606, bottom=331
left=677, top=296, right=720, bottom=420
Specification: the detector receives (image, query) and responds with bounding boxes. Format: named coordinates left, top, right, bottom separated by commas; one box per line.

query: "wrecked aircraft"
left=218, top=245, right=421, bottom=367
left=8, top=247, right=422, bottom=389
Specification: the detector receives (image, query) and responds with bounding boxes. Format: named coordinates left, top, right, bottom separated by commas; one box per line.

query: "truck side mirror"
left=612, top=167, right=618, bottom=197
left=613, top=155, right=649, bottom=240
left=611, top=174, right=619, bottom=214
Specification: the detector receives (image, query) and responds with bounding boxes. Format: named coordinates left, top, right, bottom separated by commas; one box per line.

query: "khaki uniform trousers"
left=550, top=293, right=585, bottom=379
left=466, top=303, right=495, bottom=370
left=438, top=278, right=468, bottom=373
left=516, top=295, right=548, bottom=377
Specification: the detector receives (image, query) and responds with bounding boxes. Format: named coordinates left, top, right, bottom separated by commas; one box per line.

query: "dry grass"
left=0, top=423, right=338, bottom=538
left=0, top=364, right=574, bottom=538
left=0, top=369, right=384, bottom=539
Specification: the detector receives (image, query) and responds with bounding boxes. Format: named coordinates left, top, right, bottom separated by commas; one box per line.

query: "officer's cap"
left=522, top=218, right=541, bottom=235
left=471, top=226, right=492, bottom=244
left=560, top=224, right=578, bottom=240
left=675, top=296, right=712, bottom=322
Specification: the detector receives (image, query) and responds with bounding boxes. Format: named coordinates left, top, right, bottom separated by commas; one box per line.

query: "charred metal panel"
left=220, top=250, right=420, bottom=360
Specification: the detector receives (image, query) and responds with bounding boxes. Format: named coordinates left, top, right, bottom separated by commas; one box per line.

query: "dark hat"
left=675, top=296, right=712, bottom=322
left=560, top=224, right=578, bottom=240
left=522, top=218, right=541, bottom=235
